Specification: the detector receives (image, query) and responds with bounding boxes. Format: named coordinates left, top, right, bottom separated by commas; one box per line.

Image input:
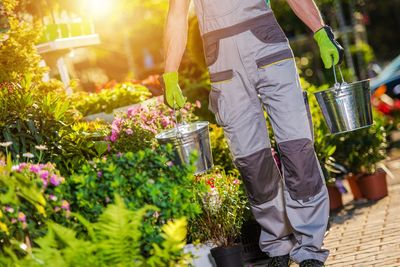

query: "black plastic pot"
left=210, top=244, right=244, bottom=267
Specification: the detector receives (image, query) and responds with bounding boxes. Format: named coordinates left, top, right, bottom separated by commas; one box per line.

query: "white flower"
left=0, top=141, right=12, bottom=147
left=19, top=243, right=28, bottom=251
left=11, top=165, right=19, bottom=171
left=22, top=152, right=34, bottom=158
left=35, top=145, right=48, bottom=151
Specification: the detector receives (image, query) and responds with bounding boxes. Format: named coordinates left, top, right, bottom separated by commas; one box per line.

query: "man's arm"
left=285, top=0, right=324, bottom=33
left=286, top=0, right=344, bottom=68
left=164, top=0, right=191, bottom=72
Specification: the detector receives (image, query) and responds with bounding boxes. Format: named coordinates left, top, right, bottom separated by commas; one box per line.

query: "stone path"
left=324, top=183, right=400, bottom=267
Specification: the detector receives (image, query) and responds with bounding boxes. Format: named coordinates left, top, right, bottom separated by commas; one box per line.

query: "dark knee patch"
left=278, top=139, right=323, bottom=201
left=235, top=148, right=281, bottom=205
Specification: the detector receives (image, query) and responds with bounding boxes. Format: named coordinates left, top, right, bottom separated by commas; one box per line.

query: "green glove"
left=314, top=26, right=344, bottom=69
left=160, top=71, right=187, bottom=109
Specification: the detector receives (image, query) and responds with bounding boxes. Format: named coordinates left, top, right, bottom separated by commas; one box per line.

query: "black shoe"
left=299, top=259, right=324, bottom=267
left=266, top=254, right=290, bottom=267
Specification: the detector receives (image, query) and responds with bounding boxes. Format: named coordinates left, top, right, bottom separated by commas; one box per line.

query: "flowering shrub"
left=0, top=159, right=69, bottom=247
left=108, top=98, right=200, bottom=153
left=191, top=168, right=248, bottom=247
left=61, top=145, right=205, bottom=255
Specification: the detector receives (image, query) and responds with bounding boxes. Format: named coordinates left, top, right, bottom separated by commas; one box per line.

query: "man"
left=162, top=0, right=344, bottom=266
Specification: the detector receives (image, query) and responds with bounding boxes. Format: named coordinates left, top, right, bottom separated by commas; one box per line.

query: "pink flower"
left=125, top=128, right=133, bottom=135
left=18, top=212, right=26, bottom=223
left=54, top=206, right=61, bottom=212
left=233, top=179, right=240, bottom=185
left=166, top=161, right=174, bottom=167
left=161, top=117, right=171, bottom=128
left=97, top=171, right=103, bottom=178
left=18, top=163, right=28, bottom=171
left=5, top=206, right=14, bottom=213
left=50, top=174, right=60, bottom=186
left=29, top=165, right=40, bottom=173
left=185, top=103, right=192, bottom=110
left=110, top=132, right=118, bottom=142
left=61, top=200, right=70, bottom=211
left=195, top=100, right=202, bottom=108
left=11, top=218, right=17, bottom=224
left=49, top=194, right=57, bottom=201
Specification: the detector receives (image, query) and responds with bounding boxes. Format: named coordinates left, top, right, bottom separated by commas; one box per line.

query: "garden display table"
left=36, top=34, right=101, bottom=92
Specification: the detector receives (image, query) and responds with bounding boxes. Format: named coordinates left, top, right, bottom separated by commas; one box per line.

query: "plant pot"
left=358, top=170, right=388, bottom=201
left=327, top=185, right=343, bottom=211
left=240, top=220, right=267, bottom=262
left=210, top=244, right=244, bottom=267
left=346, top=174, right=364, bottom=200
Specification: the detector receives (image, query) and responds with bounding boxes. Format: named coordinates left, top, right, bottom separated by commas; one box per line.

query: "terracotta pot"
left=346, top=174, right=364, bottom=200
left=327, top=185, right=343, bottom=211
left=358, top=170, right=388, bottom=201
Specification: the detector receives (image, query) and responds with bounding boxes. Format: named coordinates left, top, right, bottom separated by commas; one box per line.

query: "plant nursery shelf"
left=36, top=34, right=100, bottom=54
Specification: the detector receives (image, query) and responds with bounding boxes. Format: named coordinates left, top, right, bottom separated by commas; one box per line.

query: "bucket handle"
left=332, top=57, right=347, bottom=90
left=173, top=98, right=185, bottom=139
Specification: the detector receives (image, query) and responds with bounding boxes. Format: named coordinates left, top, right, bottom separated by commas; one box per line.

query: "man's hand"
left=314, top=26, right=344, bottom=69
left=161, top=71, right=186, bottom=109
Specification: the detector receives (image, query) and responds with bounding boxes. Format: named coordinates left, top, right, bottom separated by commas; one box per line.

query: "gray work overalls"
left=193, top=0, right=330, bottom=263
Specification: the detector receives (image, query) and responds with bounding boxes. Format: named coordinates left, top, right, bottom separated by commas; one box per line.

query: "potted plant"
left=332, top=113, right=389, bottom=201
left=191, top=168, right=248, bottom=267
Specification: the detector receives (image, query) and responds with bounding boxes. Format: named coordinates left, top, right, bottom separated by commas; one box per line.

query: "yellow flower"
left=0, top=210, right=3, bottom=218
left=0, top=222, right=9, bottom=235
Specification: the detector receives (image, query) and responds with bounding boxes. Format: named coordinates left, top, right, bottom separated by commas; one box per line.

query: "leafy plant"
left=0, top=0, right=45, bottom=83
left=330, top=112, right=388, bottom=175
left=61, top=145, right=204, bottom=255
left=191, top=168, right=248, bottom=247
left=0, top=80, right=109, bottom=175
left=2, top=196, right=192, bottom=267
left=73, top=82, right=152, bottom=116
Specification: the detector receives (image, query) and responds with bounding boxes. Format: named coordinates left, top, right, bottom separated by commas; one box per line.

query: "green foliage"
left=73, top=82, right=152, bottom=116
left=191, top=168, right=248, bottom=247
left=0, top=80, right=109, bottom=175
left=330, top=112, right=388, bottom=175
left=4, top=197, right=191, bottom=267
left=61, top=145, right=203, bottom=255
left=0, top=0, right=45, bottom=83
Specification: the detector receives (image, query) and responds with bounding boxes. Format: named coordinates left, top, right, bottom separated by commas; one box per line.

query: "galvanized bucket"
left=314, top=64, right=373, bottom=134
left=156, top=121, right=213, bottom=175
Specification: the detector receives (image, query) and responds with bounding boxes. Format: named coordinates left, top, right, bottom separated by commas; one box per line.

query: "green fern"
left=10, top=196, right=191, bottom=267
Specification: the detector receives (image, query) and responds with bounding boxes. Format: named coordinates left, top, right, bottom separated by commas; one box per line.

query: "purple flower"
left=97, top=171, right=103, bottom=178
left=29, top=165, right=40, bottom=173
left=49, top=194, right=57, bottom=201
left=116, top=152, right=123, bottom=158
left=40, top=170, right=49, bottom=180
left=50, top=174, right=60, bottom=186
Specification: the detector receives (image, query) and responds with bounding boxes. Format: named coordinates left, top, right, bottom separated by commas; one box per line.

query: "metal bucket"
left=314, top=64, right=373, bottom=134
left=156, top=121, right=213, bottom=175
